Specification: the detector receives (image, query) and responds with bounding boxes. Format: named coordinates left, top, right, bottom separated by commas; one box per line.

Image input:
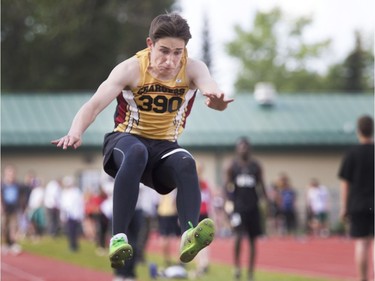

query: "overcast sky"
left=178, top=0, right=374, bottom=94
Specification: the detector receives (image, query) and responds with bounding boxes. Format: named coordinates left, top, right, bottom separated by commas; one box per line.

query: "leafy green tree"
left=201, top=13, right=212, bottom=71
left=226, top=8, right=330, bottom=93
left=1, top=0, right=175, bottom=92
left=324, top=31, right=374, bottom=93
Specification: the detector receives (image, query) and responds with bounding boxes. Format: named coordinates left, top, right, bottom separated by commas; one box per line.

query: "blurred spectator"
left=276, top=173, right=298, bottom=237
left=136, top=183, right=159, bottom=264
left=27, top=179, right=46, bottom=240
left=44, top=178, right=62, bottom=237
left=84, top=187, right=108, bottom=255
left=83, top=190, right=97, bottom=241
left=100, top=172, right=115, bottom=227
left=157, top=189, right=180, bottom=266
left=19, top=170, right=39, bottom=239
left=60, top=176, right=84, bottom=252
left=23, top=170, right=39, bottom=189
left=306, top=178, right=330, bottom=237
left=338, top=115, right=374, bottom=281
left=1, top=164, right=23, bottom=254
left=224, top=137, right=269, bottom=281
left=266, top=183, right=283, bottom=237
left=194, top=162, right=212, bottom=276
left=211, top=188, right=231, bottom=237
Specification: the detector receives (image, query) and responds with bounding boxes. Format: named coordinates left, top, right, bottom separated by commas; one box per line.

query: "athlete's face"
left=147, top=37, right=185, bottom=76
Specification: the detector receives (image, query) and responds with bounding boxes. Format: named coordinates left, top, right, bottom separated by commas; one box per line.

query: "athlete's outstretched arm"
left=188, top=59, right=234, bottom=111
left=51, top=58, right=138, bottom=149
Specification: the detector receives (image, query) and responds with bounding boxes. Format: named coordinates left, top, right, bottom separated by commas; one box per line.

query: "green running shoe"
left=179, top=218, right=215, bottom=263
left=109, top=234, right=133, bottom=269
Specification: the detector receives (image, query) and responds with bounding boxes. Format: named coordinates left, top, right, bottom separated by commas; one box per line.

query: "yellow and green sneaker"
left=179, top=218, right=215, bottom=263
left=109, top=233, right=133, bottom=268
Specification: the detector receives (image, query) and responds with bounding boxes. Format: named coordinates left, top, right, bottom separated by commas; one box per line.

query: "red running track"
left=146, top=234, right=373, bottom=281
left=1, top=251, right=113, bottom=281
left=1, top=235, right=373, bottom=281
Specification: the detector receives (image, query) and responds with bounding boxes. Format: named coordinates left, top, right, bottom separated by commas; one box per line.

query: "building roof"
left=1, top=92, right=373, bottom=150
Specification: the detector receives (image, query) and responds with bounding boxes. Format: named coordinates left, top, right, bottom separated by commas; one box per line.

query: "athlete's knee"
left=127, top=143, right=148, bottom=164
left=174, top=154, right=197, bottom=174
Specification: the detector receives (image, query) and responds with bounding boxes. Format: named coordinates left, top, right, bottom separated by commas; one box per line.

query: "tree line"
left=1, top=0, right=175, bottom=91
left=225, top=8, right=374, bottom=94
left=2, top=2, right=373, bottom=94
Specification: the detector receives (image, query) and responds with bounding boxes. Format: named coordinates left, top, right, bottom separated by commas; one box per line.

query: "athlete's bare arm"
left=51, top=57, right=140, bottom=149
left=187, top=58, right=234, bottom=111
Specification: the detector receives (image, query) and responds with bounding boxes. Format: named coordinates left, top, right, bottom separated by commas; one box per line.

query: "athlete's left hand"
left=203, top=93, right=234, bottom=111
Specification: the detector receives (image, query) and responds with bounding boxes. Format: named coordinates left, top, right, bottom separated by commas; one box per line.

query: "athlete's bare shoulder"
left=186, top=57, right=207, bottom=73
left=110, top=56, right=140, bottom=89
left=186, top=58, right=211, bottom=89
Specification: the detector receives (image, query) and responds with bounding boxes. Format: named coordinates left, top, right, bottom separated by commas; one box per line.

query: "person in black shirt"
left=338, top=115, right=374, bottom=281
left=224, top=137, right=269, bottom=281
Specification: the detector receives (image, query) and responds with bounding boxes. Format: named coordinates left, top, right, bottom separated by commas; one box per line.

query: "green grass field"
left=21, top=236, right=342, bottom=281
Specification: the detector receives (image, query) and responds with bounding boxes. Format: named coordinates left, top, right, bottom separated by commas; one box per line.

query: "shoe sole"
left=109, top=244, right=133, bottom=269
left=179, top=218, right=215, bottom=263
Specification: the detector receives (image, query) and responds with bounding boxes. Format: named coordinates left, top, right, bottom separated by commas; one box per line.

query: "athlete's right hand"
left=51, top=134, right=82, bottom=150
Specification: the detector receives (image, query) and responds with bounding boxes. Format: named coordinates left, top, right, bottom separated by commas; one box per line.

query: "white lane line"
left=2, top=263, right=45, bottom=281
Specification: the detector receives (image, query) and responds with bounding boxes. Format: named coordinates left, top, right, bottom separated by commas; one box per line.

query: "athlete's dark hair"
left=357, top=115, right=374, bottom=137
left=149, top=13, right=192, bottom=45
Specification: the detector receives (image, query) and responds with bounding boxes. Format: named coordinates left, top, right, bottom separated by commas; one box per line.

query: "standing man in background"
left=224, top=137, right=269, bottom=281
left=338, top=115, right=374, bottom=281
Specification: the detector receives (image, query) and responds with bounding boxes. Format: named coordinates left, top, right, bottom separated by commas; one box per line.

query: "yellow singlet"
left=113, top=48, right=197, bottom=141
